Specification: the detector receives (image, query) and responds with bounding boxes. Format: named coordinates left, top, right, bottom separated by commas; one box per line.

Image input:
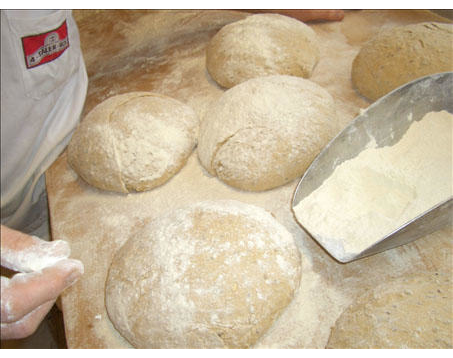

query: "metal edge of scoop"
left=291, top=71, right=453, bottom=263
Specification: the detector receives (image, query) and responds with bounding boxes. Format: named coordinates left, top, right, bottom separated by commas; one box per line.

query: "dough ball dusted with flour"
left=105, top=200, right=301, bottom=348
left=327, top=273, right=453, bottom=348
left=67, top=92, right=198, bottom=193
left=352, top=22, right=453, bottom=101
left=198, top=75, right=338, bottom=191
left=206, top=14, right=320, bottom=88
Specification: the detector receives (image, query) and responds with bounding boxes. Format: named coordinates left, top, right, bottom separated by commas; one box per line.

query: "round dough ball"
left=105, top=200, right=301, bottom=348
left=327, top=273, right=453, bottom=348
left=206, top=14, right=320, bottom=88
left=67, top=92, right=198, bottom=193
left=352, top=22, right=453, bottom=101
left=198, top=75, right=338, bottom=191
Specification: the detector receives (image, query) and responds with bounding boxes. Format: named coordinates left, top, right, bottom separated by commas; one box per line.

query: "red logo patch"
left=21, top=20, right=70, bottom=69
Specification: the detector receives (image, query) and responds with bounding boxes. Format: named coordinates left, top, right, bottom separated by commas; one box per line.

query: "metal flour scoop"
left=292, top=72, right=453, bottom=263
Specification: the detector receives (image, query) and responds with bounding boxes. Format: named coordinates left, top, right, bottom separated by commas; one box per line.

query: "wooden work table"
left=46, top=10, right=452, bottom=348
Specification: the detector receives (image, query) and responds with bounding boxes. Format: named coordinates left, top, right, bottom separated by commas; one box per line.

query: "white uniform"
left=1, top=10, right=87, bottom=234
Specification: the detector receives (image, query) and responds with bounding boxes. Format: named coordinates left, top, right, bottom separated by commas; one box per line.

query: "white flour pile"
left=294, top=110, right=453, bottom=261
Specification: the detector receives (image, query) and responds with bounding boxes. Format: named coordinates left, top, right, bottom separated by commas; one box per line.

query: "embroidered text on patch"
left=21, top=20, right=70, bottom=69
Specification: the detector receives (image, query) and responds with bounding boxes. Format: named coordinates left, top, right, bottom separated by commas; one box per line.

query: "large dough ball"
left=352, top=22, right=453, bottom=101
left=67, top=92, right=198, bottom=193
left=198, top=75, right=338, bottom=191
left=206, top=14, right=320, bottom=88
left=105, top=200, right=301, bottom=348
left=327, top=273, right=453, bottom=348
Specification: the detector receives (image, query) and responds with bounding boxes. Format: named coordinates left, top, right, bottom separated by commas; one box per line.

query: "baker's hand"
left=245, top=9, right=345, bottom=22
left=1, top=225, right=84, bottom=340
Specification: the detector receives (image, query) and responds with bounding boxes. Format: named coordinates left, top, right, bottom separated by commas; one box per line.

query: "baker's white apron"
left=1, top=10, right=88, bottom=232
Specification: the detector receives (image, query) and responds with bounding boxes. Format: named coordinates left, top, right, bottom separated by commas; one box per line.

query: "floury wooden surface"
left=46, top=10, right=452, bottom=348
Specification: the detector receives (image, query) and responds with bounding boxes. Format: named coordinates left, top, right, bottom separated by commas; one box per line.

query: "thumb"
left=1, top=225, right=72, bottom=273
left=1, top=259, right=84, bottom=323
